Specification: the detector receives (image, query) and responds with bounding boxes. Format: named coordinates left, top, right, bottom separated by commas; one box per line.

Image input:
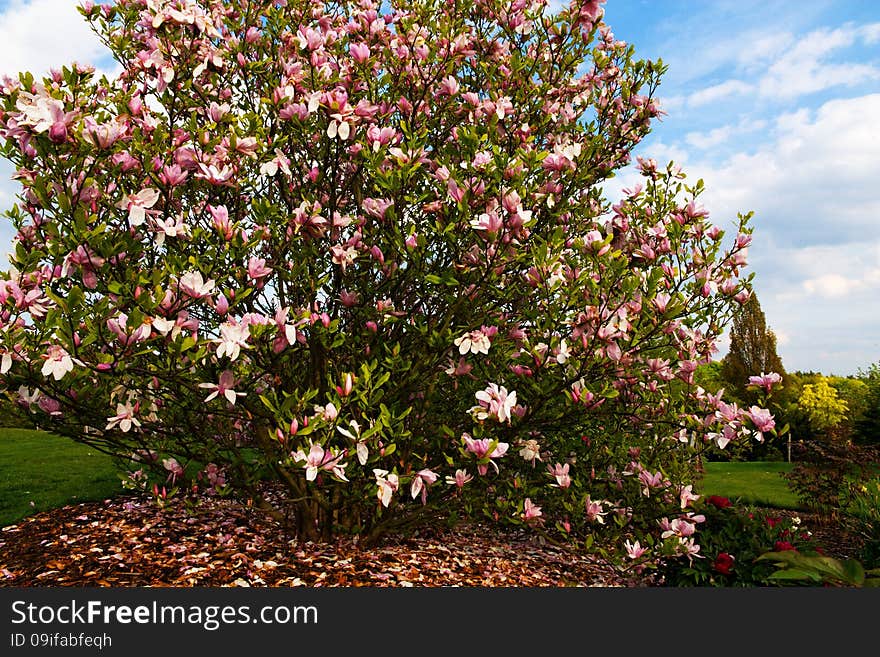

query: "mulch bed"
left=0, top=494, right=654, bottom=587
left=760, top=507, right=866, bottom=562
left=1, top=493, right=862, bottom=588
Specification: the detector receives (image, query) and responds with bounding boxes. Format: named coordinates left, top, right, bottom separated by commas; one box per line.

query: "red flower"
left=707, top=495, right=732, bottom=509
left=766, top=517, right=781, bottom=528
left=714, top=552, right=735, bottom=575
left=774, top=540, right=796, bottom=552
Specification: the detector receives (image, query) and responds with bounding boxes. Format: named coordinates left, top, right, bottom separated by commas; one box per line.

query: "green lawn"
left=0, top=428, right=125, bottom=526
left=0, top=427, right=806, bottom=527
left=698, top=461, right=802, bottom=510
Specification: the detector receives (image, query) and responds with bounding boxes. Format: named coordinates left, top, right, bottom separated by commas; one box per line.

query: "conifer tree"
left=721, top=294, right=786, bottom=402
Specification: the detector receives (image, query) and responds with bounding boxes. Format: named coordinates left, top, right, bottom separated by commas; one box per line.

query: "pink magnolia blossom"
left=469, top=211, right=503, bottom=235
left=162, top=457, right=184, bottom=484
left=585, top=495, right=607, bottom=524
left=518, top=439, right=542, bottom=465
left=116, top=188, right=160, bottom=226
left=366, top=126, right=397, bottom=152
left=660, top=517, right=696, bottom=539
left=339, top=289, right=359, bottom=307
left=746, top=405, right=775, bottom=438
left=554, top=339, right=571, bottom=364
left=209, top=204, right=234, bottom=240
left=215, top=320, right=250, bottom=361
left=679, top=484, right=700, bottom=509
left=473, top=382, right=517, bottom=424
left=748, top=372, right=782, bottom=392
left=202, top=463, right=226, bottom=493
left=463, top=433, right=509, bottom=475
left=313, top=402, right=338, bottom=422
left=179, top=270, right=216, bottom=298
left=349, top=42, right=371, bottom=63
left=247, top=257, right=272, bottom=281
left=326, top=115, right=351, bottom=140
left=624, top=539, right=647, bottom=560
left=106, top=401, right=141, bottom=433
left=15, top=87, right=69, bottom=134
left=82, top=117, right=125, bottom=148
left=0, top=350, right=12, bottom=375
left=374, top=469, right=399, bottom=507
left=330, top=244, right=357, bottom=271
left=454, top=329, right=492, bottom=355
left=362, top=197, right=393, bottom=220
left=639, top=470, right=667, bottom=497
left=337, top=420, right=368, bottom=465
left=17, top=386, right=40, bottom=408
left=708, top=424, right=738, bottom=449
left=107, top=313, right=151, bottom=347
left=214, top=294, right=229, bottom=316
left=295, top=443, right=348, bottom=482
left=41, top=345, right=74, bottom=381
left=159, top=163, right=188, bottom=186
left=438, top=76, right=460, bottom=96
left=271, top=306, right=298, bottom=350
left=548, top=462, right=571, bottom=488
left=410, top=469, right=439, bottom=505
left=38, top=396, right=62, bottom=416
left=715, top=400, right=740, bottom=423
left=677, top=537, right=703, bottom=561
left=335, top=372, right=355, bottom=397
left=259, top=148, right=291, bottom=177
left=522, top=498, right=543, bottom=522
left=153, top=213, right=188, bottom=245
left=445, top=469, right=473, bottom=488
left=198, top=370, right=245, bottom=404
left=195, top=162, right=234, bottom=184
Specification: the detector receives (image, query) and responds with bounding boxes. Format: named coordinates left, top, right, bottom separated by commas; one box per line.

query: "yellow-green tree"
left=798, top=378, right=849, bottom=435
left=855, top=363, right=880, bottom=445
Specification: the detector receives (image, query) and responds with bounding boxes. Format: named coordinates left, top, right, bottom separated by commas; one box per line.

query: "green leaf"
left=842, top=559, right=865, bottom=586
left=67, top=286, right=85, bottom=310
left=767, top=570, right=817, bottom=582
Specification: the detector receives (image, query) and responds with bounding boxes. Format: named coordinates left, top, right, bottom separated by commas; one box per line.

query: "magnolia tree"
left=0, top=0, right=774, bottom=557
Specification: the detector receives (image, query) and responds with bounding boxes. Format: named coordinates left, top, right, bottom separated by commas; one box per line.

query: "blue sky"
left=602, top=0, right=880, bottom=376
left=0, top=0, right=878, bottom=376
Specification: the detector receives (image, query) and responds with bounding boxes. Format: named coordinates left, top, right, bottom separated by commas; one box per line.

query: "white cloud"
left=0, top=1, right=114, bottom=267
left=863, top=22, right=880, bottom=43
left=803, top=274, right=866, bottom=299
left=754, top=240, right=880, bottom=374
left=736, top=32, right=795, bottom=69
left=686, top=126, right=733, bottom=150
left=688, top=80, right=753, bottom=107
left=680, top=22, right=880, bottom=110
left=684, top=94, right=880, bottom=247
left=629, top=93, right=880, bottom=375
left=0, top=0, right=106, bottom=79
left=758, top=26, right=880, bottom=98
left=656, top=94, right=685, bottom=114
left=773, top=329, right=791, bottom=347
left=685, top=118, right=766, bottom=150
